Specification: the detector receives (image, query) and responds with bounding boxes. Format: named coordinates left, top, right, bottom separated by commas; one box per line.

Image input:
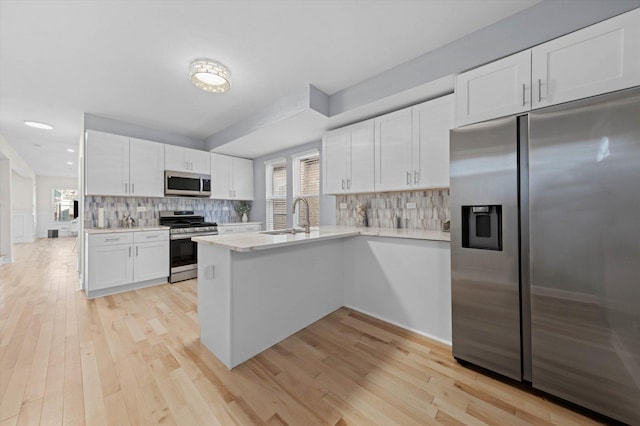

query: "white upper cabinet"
left=232, top=157, right=254, bottom=200
left=455, top=50, right=532, bottom=127
left=456, top=8, right=640, bottom=126
left=165, top=145, right=210, bottom=175
left=86, top=131, right=164, bottom=197
left=322, top=127, right=350, bottom=194
left=348, top=121, right=375, bottom=194
left=532, top=8, right=640, bottom=109
left=375, top=108, right=413, bottom=192
left=86, top=130, right=129, bottom=196
left=322, top=120, right=374, bottom=195
left=210, top=153, right=254, bottom=200
left=129, top=138, right=165, bottom=197
left=210, top=152, right=232, bottom=199
left=412, top=94, right=455, bottom=189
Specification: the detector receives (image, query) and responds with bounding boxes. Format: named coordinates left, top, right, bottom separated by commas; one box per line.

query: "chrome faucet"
left=292, top=197, right=310, bottom=233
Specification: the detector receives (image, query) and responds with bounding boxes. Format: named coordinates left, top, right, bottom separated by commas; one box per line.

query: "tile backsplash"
left=84, top=196, right=247, bottom=228
left=335, top=189, right=449, bottom=231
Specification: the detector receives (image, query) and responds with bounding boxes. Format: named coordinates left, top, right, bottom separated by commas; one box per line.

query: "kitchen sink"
left=260, top=228, right=301, bottom=235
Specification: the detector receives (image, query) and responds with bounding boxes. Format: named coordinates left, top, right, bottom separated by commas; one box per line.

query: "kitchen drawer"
left=89, top=232, right=133, bottom=247
left=134, top=230, right=169, bottom=243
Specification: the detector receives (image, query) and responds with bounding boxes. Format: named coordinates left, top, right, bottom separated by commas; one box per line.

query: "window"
left=265, top=158, right=287, bottom=230
left=292, top=150, right=320, bottom=228
left=53, top=189, right=77, bottom=222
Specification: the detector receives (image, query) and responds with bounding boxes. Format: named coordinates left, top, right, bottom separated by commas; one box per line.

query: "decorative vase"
left=242, top=212, right=248, bottom=222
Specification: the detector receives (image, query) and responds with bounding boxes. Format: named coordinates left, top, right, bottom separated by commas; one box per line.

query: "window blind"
left=293, top=152, right=320, bottom=227
left=266, top=160, right=287, bottom=230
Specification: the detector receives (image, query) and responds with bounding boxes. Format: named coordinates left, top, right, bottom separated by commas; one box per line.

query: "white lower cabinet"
left=132, top=231, right=170, bottom=282
left=86, top=230, right=169, bottom=297
left=88, top=236, right=134, bottom=291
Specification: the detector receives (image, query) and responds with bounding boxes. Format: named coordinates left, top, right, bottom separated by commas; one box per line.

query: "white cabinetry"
left=531, top=8, right=640, bottom=109
left=210, top=153, right=254, bottom=200
left=87, top=233, right=134, bottom=291
left=374, top=95, right=454, bottom=191
left=322, top=120, right=374, bottom=194
left=133, top=231, right=169, bottom=282
left=86, top=230, right=169, bottom=298
left=129, top=138, right=165, bottom=197
left=375, top=109, right=413, bottom=192
left=85, top=131, right=164, bottom=197
left=456, top=8, right=640, bottom=126
left=86, top=131, right=130, bottom=196
left=217, top=223, right=262, bottom=234
left=165, top=144, right=210, bottom=175
left=412, top=94, right=455, bottom=189
left=455, top=51, right=531, bottom=127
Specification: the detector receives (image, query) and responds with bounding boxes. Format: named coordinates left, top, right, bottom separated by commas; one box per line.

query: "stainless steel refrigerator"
left=450, top=86, right=640, bottom=425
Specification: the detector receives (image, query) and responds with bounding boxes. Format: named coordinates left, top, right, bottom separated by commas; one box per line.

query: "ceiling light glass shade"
left=189, top=59, right=231, bottom=93
left=24, top=120, right=53, bottom=130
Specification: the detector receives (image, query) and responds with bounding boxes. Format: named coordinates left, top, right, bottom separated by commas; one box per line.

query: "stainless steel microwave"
left=164, top=170, right=211, bottom=197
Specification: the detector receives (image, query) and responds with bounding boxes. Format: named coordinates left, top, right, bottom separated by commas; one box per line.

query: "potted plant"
left=234, top=201, right=251, bottom=222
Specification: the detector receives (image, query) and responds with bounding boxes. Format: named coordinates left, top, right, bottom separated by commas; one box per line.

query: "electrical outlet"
left=137, top=206, right=147, bottom=212
left=406, top=202, right=417, bottom=209
left=340, top=203, right=348, bottom=209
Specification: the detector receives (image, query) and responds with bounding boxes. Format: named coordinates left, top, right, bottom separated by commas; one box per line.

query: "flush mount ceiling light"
left=189, top=59, right=231, bottom=93
left=67, top=148, right=75, bottom=153
left=24, top=120, right=53, bottom=130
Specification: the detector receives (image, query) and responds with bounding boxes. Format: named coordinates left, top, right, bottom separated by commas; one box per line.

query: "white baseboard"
left=343, top=304, right=452, bottom=347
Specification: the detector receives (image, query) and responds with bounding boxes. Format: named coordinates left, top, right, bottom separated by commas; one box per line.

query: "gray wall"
left=84, top=113, right=205, bottom=150
left=251, top=140, right=335, bottom=228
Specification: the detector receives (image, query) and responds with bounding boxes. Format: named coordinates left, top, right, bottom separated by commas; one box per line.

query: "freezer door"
left=529, top=87, right=640, bottom=425
left=450, top=117, right=522, bottom=380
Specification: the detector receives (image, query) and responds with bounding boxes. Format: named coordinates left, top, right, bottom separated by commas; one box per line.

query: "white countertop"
left=192, top=225, right=450, bottom=252
left=84, top=226, right=170, bottom=234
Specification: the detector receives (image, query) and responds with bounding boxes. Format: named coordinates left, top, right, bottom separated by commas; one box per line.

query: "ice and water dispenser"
left=461, top=205, right=503, bottom=251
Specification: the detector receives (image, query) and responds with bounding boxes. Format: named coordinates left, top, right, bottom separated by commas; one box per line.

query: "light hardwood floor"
left=1, top=238, right=603, bottom=425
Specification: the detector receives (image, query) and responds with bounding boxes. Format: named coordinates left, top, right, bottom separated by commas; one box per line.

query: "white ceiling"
left=0, top=0, right=540, bottom=178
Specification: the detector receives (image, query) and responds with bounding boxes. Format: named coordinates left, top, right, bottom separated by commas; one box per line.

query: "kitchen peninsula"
left=193, top=226, right=451, bottom=369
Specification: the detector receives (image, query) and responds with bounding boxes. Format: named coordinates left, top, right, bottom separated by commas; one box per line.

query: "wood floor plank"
left=0, top=238, right=607, bottom=426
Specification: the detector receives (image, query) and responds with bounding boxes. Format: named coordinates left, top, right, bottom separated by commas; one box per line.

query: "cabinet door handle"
left=105, top=237, right=120, bottom=242
left=146, top=235, right=159, bottom=239
left=342, top=179, right=345, bottom=190
left=522, top=83, right=526, bottom=106
left=131, top=183, right=134, bottom=194
left=136, top=246, right=138, bottom=257
left=406, top=171, right=411, bottom=186
left=538, top=78, right=542, bottom=102
left=414, top=171, right=419, bottom=184
left=128, top=246, right=131, bottom=257
left=125, top=183, right=128, bottom=193
left=347, top=179, right=351, bottom=189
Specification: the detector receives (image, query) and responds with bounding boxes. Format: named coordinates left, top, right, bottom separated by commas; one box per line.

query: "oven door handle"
left=170, top=232, right=218, bottom=240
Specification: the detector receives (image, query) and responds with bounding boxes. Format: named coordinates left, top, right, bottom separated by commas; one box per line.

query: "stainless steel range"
left=159, top=211, right=217, bottom=283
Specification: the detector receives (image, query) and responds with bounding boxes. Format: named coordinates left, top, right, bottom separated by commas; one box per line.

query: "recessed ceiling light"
left=24, top=120, right=53, bottom=130
left=67, top=148, right=75, bottom=153
left=67, top=161, right=73, bottom=165
left=189, top=59, right=231, bottom=93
